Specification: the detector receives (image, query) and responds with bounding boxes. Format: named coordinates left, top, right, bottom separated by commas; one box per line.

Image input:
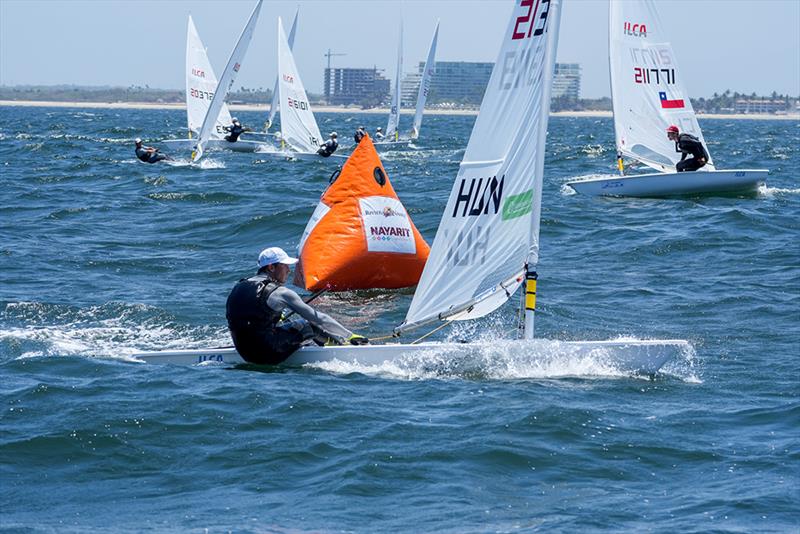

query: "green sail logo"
left=502, top=189, right=533, bottom=220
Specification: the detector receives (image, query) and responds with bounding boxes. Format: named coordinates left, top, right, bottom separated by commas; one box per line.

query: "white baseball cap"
left=257, top=247, right=298, bottom=267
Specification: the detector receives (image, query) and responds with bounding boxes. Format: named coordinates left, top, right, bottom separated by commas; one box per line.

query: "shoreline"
left=1, top=100, right=797, bottom=121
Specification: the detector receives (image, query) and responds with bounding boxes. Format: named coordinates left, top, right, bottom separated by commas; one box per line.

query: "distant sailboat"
left=384, top=21, right=403, bottom=143
left=376, top=20, right=439, bottom=147
left=135, top=0, right=688, bottom=375
left=258, top=17, right=343, bottom=161
left=191, top=0, right=264, bottom=161
left=264, top=7, right=299, bottom=133
left=410, top=20, right=439, bottom=141
left=163, top=5, right=267, bottom=156
left=567, top=0, right=767, bottom=196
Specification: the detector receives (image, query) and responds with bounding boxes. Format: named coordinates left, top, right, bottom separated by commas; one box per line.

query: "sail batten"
left=609, top=0, right=714, bottom=172
left=400, top=0, right=560, bottom=333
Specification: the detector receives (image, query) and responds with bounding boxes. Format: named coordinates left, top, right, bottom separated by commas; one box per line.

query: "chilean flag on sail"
left=659, top=91, right=685, bottom=109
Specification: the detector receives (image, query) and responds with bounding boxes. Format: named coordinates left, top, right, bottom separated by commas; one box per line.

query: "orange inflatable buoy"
left=295, top=134, right=430, bottom=291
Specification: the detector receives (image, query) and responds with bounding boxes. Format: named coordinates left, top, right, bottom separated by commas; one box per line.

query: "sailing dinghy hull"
left=131, top=339, right=689, bottom=376
left=161, top=138, right=269, bottom=153
left=254, top=149, right=347, bottom=161
left=567, top=169, right=768, bottom=198
left=374, top=140, right=412, bottom=149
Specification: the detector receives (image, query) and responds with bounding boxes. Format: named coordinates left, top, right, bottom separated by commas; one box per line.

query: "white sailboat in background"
left=567, top=0, right=767, bottom=196
left=134, top=0, right=688, bottom=376
left=192, top=0, right=264, bottom=161
left=257, top=17, right=343, bottom=161
left=410, top=20, right=439, bottom=141
left=381, top=21, right=403, bottom=144
left=163, top=6, right=267, bottom=156
left=376, top=20, right=439, bottom=147
left=263, top=7, right=299, bottom=133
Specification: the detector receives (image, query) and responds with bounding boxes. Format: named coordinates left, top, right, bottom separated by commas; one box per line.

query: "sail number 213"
left=512, top=0, right=551, bottom=40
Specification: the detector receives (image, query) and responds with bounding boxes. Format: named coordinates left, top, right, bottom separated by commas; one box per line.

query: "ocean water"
left=0, top=106, right=797, bottom=533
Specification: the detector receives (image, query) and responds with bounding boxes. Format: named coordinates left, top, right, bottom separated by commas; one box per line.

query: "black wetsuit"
left=675, top=133, right=709, bottom=172
left=135, top=146, right=167, bottom=164
left=317, top=138, right=338, bottom=157
left=226, top=273, right=351, bottom=364
left=226, top=275, right=313, bottom=364
left=354, top=129, right=365, bottom=144
left=224, top=124, right=247, bottom=143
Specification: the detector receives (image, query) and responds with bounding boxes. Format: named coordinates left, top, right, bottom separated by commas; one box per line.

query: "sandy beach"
left=1, top=99, right=797, bottom=121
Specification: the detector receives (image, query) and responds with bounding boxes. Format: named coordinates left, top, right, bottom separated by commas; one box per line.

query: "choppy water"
left=1, top=106, right=798, bottom=532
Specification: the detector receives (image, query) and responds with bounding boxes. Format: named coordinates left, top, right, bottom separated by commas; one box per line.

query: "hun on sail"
left=398, top=0, right=556, bottom=336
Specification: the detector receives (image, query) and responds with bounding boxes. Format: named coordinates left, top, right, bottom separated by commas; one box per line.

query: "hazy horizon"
left=1, top=0, right=798, bottom=99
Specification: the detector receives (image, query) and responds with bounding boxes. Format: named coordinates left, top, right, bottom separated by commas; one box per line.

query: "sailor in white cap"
left=374, top=127, right=384, bottom=140
left=316, top=132, right=339, bottom=158
left=134, top=138, right=169, bottom=164
left=226, top=247, right=367, bottom=364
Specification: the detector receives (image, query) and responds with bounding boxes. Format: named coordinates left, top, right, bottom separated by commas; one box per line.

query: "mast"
left=524, top=0, right=562, bottom=340
left=608, top=1, right=624, bottom=176
left=385, top=21, right=403, bottom=141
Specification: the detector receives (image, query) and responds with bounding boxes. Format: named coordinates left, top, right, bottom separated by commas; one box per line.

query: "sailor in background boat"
left=134, top=138, right=170, bottom=163
left=223, top=117, right=251, bottom=143
left=316, top=132, right=339, bottom=158
left=375, top=127, right=385, bottom=140
left=666, top=125, right=709, bottom=172
left=354, top=126, right=366, bottom=144
left=226, top=247, right=368, bottom=364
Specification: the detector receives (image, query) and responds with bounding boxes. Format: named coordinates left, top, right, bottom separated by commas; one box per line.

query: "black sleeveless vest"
left=225, top=274, right=282, bottom=332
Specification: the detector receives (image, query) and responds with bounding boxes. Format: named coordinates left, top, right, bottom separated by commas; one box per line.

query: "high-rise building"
left=324, top=67, right=390, bottom=107
left=401, top=71, right=422, bottom=108
left=424, top=61, right=494, bottom=105
left=552, top=63, right=581, bottom=99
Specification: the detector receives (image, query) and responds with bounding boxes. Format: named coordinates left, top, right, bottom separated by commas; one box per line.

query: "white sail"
left=385, top=21, right=403, bottom=141
left=609, top=0, right=713, bottom=172
left=193, top=0, right=263, bottom=161
left=185, top=16, right=232, bottom=139
left=400, top=0, right=560, bottom=332
left=266, top=8, right=298, bottom=131
left=410, top=20, right=439, bottom=141
left=277, top=17, right=322, bottom=153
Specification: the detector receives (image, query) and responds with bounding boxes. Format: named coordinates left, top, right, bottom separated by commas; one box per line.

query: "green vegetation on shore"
left=1, top=85, right=797, bottom=115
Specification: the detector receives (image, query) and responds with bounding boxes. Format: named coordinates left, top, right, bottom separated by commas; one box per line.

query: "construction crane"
left=324, top=49, right=347, bottom=70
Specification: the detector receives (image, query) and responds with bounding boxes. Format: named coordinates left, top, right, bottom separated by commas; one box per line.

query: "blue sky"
left=1, top=0, right=798, bottom=98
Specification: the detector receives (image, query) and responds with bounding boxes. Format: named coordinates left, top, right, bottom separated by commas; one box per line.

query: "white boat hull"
left=131, top=338, right=690, bottom=376
left=374, top=140, right=411, bottom=148
left=254, top=149, right=347, bottom=161
left=161, top=138, right=269, bottom=153
left=566, top=169, right=768, bottom=197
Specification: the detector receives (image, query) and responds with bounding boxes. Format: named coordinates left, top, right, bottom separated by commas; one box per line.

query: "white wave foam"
left=758, top=184, right=800, bottom=197
left=560, top=183, right=577, bottom=196
left=1, top=303, right=229, bottom=362
left=304, top=338, right=697, bottom=382
left=159, top=157, right=225, bottom=169
left=199, top=158, right=225, bottom=169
